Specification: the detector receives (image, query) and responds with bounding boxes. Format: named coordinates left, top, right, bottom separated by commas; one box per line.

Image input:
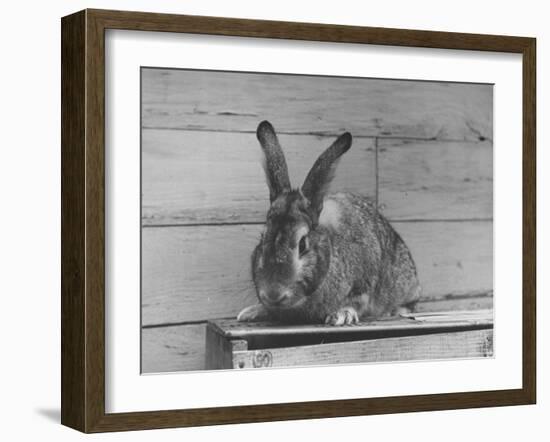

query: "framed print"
left=61, top=9, right=536, bottom=433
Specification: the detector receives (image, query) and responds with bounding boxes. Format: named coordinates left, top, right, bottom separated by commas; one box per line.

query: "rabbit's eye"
left=299, top=236, right=309, bottom=256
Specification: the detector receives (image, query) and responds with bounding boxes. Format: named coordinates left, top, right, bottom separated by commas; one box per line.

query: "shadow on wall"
left=35, top=408, right=60, bottom=423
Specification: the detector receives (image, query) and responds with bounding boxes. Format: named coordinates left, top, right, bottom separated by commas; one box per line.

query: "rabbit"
left=237, top=121, right=421, bottom=325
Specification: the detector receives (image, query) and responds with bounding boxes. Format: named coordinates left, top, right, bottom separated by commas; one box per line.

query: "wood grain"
left=142, top=224, right=258, bottom=326
left=522, top=36, right=537, bottom=404
left=61, top=10, right=86, bottom=430
left=395, top=221, right=493, bottom=297
left=414, top=291, right=493, bottom=313
left=231, top=329, right=493, bottom=369
left=142, top=130, right=375, bottom=225
left=205, top=327, right=248, bottom=370
left=211, top=310, right=493, bottom=338
left=378, top=139, right=493, bottom=220
left=142, top=68, right=492, bottom=141
left=142, top=221, right=492, bottom=326
left=142, top=294, right=493, bottom=373
left=142, top=131, right=492, bottom=225
left=141, top=324, right=206, bottom=373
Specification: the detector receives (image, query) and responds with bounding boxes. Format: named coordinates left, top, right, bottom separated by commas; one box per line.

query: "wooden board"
left=205, top=327, right=247, bottom=371
left=378, top=139, right=493, bottom=220
left=141, top=324, right=205, bottom=373
left=230, top=329, right=493, bottom=369
left=414, top=291, right=493, bottom=313
left=394, top=221, right=493, bottom=298
left=142, top=129, right=375, bottom=226
left=142, top=224, right=260, bottom=326
left=141, top=294, right=493, bottom=373
left=142, top=221, right=492, bottom=326
left=210, top=310, right=493, bottom=339
left=142, top=68, right=492, bottom=141
left=142, top=131, right=491, bottom=225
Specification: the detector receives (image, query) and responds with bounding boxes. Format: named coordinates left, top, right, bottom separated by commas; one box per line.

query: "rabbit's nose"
left=261, top=288, right=290, bottom=306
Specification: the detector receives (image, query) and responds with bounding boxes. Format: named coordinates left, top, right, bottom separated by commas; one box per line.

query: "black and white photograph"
left=140, top=67, right=493, bottom=374
left=3, top=0, right=545, bottom=438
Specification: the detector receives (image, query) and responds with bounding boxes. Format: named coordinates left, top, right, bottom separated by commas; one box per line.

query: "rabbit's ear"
left=302, top=132, right=352, bottom=222
left=257, top=120, right=291, bottom=202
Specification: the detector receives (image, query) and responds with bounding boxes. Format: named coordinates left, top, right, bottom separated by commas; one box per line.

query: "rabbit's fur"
left=237, top=121, right=421, bottom=325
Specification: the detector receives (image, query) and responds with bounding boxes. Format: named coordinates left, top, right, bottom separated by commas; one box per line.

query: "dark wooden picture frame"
left=61, top=9, right=536, bottom=433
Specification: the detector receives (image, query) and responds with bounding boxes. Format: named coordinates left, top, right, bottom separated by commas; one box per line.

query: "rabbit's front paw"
left=237, top=304, right=270, bottom=322
left=325, top=306, right=359, bottom=326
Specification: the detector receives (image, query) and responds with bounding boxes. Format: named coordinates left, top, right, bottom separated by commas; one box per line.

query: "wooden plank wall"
left=140, top=68, right=493, bottom=373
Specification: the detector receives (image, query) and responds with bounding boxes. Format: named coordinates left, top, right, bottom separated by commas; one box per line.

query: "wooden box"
left=205, top=310, right=493, bottom=370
